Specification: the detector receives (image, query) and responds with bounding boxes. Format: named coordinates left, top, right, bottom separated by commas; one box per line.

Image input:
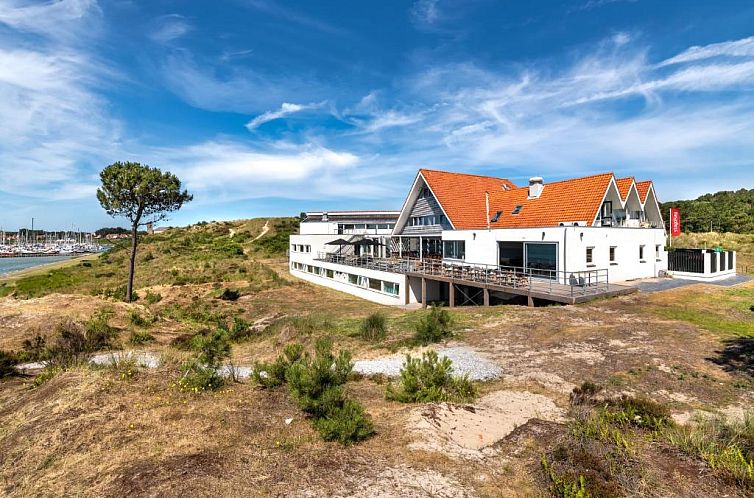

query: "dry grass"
left=2, top=221, right=754, bottom=496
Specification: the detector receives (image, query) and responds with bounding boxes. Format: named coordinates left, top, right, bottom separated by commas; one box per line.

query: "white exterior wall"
left=289, top=234, right=407, bottom=305
left=442, top=226, right=668, bottom=282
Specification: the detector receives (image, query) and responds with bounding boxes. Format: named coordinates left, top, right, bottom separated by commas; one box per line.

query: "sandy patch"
left=408, top=390, right=566, bottom=459
left=295, top=465, right=476, bottom=498
left=503, top=372, right=577, bottom=395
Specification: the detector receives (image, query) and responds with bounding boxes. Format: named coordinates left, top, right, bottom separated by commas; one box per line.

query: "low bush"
left=541, top=456, right=591, bottom=498
left=143, top=290, right=162, bottom=305
left=385, top=350, right=477, bottom=403
left=217, top=288, right=241, bottom=301
left=226, top=317, right=252, bottom=342
left=46, top=312, right=118, bottom=369
left=286, top=339, right=374, bottom=444
left=253, top=343, right=304, bottom=388
left=359, top=312, right=387, bottom=342
left=413, top=305, right=453, bottom=345
left=129, top=310, right=157, bottom=327
left=179, top=328, right=231, bottom=392
left=0, top=350, right=18, bottom=378
left=129, top=329, right=155, bottom=345
left=20, top=334, right=47, bottom=362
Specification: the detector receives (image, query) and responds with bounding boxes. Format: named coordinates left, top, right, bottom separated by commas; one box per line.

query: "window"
left=325, top=269, right=334, bottom=278
left=387, top=223, right=395, bottom=229
left=639, top=245, right=645, bottom=261
left=348, top=274, right=358, bottom=285
left=602, top=201, right=613, bottom=218
left=419, top=186, right=431, bottom=199
left=512, top=205, right=523, bottom=215
left=586, top=247, right=594, bottom=264
left=491, top=210, right=503, bottom=223
left=383, top=282, right=400, bottom=296
left=367, top=224, right=378, bottom=230
left=305, top=245, right=311, bottom=253
left=655, top=244, right=662, bottom=260
left=368, top=278, right=382, bottom=291
left=443, top=240, right=466, bottom=260
left=609, top=246, right=617, bottom=264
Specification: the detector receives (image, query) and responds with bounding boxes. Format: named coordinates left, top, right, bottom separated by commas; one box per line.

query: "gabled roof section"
left=635, top=181, right=653, bottom=204
left=615, top=177, right=636, bottom=202
left=487, top=173, right=615, bottom=229
left=418, top=169, right=517, bottom=230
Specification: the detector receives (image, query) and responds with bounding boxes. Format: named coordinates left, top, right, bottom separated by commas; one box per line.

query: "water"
left=0, top=256, right=74, bottom=276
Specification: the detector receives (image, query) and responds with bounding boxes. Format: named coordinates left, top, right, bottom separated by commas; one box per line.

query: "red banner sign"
left=670, top=208, right=681, bottom=237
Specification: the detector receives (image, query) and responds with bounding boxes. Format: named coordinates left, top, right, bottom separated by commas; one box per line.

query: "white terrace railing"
left=315, top=252, right=611, bottom=297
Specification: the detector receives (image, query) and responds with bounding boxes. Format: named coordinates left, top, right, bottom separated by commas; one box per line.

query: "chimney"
left=528, top=176, right=544, bottom=199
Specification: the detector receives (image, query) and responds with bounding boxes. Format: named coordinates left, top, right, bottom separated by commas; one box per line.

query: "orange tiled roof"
left=485, top=173, right=615, bottom=229
left=419, top=169, right=516, bottom=230
left=635, top=181, right=652, bottom=204
left=615, top=177, right=635, bottom=201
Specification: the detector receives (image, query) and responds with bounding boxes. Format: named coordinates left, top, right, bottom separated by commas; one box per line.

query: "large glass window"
left=383, top=282, right=400, bottom=295
left=368, top=278, right=382, bottom=291
left=443, top=240, right=466, bottom=260
left=525, top=243, right=557, bottom=278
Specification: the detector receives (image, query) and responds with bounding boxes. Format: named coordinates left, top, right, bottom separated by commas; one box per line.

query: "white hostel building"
left=289, top=169, right=668, bottom=306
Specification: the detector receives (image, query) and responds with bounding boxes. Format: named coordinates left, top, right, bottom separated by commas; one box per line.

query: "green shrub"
left=178, top=360, right=225, bottom=392
left=20, top=334, right=47, bottom=362
left=129, top=310, right=157, bottom=327
left=0, top=350, right=18, bottom=378
left=313, top=399, right=375, bottom=444
left=359, top=312, right=387, bottom=342
left=217, top=288, right=241, bottom=301
left=253, top=343, right=304, bottom=388
left=413, top=305, right=453, bottom=345
left=144, top=290, right=162, bottom=305
left=602, top=396, right=672, bottom=431
left=129, top=329, right=155, bottom=345
left=385, top=350, right=477, bottom=403
left=179, top=328, right=232, bottom=392
left=570, top=381, right=602, bottom=406
left=541, top=455, right=592, bottom=498
left=226, top=317, right=251, bottom=342
left=286, top=339, right=374, bottom=444
left=33, top=366, right=61, bottom=387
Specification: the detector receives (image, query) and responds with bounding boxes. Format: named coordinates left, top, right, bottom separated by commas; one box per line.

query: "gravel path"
left=634, top=274, right=752, bottom=293
left=18, top=346, right=503, bottom=382
left=353, top=346, right=503, bottom=381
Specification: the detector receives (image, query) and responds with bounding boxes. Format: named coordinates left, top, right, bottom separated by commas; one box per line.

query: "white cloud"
left=660, top=36, right=754, bottom=66
left=148, top=14, right=191, bottom=44
left=245, top=101, right=323, bottom=130
left=150, top=141, right=362, bottom=201
left=0, top=0, right=100, bottom=42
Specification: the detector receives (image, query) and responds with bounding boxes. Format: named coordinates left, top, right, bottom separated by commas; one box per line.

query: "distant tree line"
left=661, top=188, right=754, bottom=233
left=95, top=227, right=146, bottom=237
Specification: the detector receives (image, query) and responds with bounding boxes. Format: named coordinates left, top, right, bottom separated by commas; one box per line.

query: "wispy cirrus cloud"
left=245, top=101, right=324, bottom=131
left=148, top=14, right=191, bottom=44
left=0, top=0, right=117, bottom=202
left=659, top=35, right=754, bottom=66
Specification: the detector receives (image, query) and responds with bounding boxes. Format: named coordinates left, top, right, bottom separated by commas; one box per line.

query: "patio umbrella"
left=325, top=238, right=352, bottom=254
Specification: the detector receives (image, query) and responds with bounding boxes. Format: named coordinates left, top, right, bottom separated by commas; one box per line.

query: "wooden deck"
left=315, top=254, right=636, bottom=305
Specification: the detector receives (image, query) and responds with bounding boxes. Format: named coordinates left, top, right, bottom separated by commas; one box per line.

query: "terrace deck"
left=316, top=254, right=637, bottom=305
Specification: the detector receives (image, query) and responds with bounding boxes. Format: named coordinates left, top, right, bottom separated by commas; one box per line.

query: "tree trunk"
left=127, top=223, right=138, bottom=302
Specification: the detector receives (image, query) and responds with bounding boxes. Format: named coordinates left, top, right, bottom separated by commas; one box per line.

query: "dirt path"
left=253, top=220, right=270, bottom=241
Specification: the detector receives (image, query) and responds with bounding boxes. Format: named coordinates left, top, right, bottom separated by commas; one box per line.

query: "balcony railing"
left=315, top=253, right=611, bottom=297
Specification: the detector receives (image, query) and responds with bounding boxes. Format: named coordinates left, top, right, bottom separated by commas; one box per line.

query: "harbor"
left=1, top=223, right=106, bottom=258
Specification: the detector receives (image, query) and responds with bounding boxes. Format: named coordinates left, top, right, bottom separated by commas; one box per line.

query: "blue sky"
left=1, top=0, right=753, bottom=231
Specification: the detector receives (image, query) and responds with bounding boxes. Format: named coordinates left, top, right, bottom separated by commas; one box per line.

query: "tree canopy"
left=661, top=188, right=754, bottom=233
left=97, top=162, right=193, bottom=227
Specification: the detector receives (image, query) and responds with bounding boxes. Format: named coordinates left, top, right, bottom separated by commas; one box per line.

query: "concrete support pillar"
left=398, top=237, right=402, bottom=258
left=527, top=295, right=534, bottom=307
left=421, top=278, right=427, bottom=308
left=449, top=282, right=455, bottom=308
left=483, top=288, right=490, bottom=306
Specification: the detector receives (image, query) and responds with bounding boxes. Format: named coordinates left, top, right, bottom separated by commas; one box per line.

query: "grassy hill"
left=0, top=217, right=299, bottom=299
left=1, top=217, right=754, bottom=497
